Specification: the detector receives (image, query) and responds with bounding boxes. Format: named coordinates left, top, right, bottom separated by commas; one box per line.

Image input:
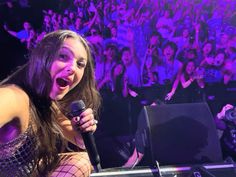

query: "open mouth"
left=56, top=78, right=70, bottom=88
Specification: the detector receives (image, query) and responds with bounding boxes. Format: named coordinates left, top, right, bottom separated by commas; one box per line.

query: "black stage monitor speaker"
left=138, top=102, right=223, bottom=166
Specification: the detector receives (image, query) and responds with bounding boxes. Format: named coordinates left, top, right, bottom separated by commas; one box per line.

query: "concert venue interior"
left=0, top=0, right=236, bottom=176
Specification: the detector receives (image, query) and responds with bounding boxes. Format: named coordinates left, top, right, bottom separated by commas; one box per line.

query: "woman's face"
left=186, top=51, right=196, bottom=60
left=23, top=22, right=31, bottom=30
left=186, top=61, right=195, bottom=75
left=121, top=50, right=132, bottom=66
left=69, top=12, right=75, bottom=19
left=182, top=29, right=189, bottom=38
left=111, top=27, right=117, bottom=37
left=203, top=43, right=212, bottom=55
left=50, top=37, right=87, bottom=100
left=75, top=18, right=82, bottom=27
left=62, top=17, right=69, bottom=25
left=164, top=46, right=174, bottom=60
left=106, top=47, right=115, bottom=60
left=150, top=35, right=159, bottom=46
left=44, top=15, right=50, bottom=24
left=214, top=53, right=225, bottom=66
left=206, top=56, right=214, bottom=65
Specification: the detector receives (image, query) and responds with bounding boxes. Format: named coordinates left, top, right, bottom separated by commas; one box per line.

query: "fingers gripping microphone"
left=70, top=100, right=101, bottom=172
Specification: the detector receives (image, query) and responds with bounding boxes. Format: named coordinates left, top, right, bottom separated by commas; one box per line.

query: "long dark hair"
left=1, top=30, right=101, bottom=175
left=183, top=60, right=196, bottom=80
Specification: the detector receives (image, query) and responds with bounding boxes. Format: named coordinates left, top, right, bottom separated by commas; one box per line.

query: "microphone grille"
left=70, top=100, right=85, bottom=113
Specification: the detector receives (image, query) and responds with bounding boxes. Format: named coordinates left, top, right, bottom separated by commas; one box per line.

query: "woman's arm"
left=215, top=104, right=234, bottom=130
left=180, top=73, right=194, bottom=88
left=97, top=72, right=111, bottom=90
left=123, top=147, right=144, bottom=168
left=165, top=62, right=183, bottom=100
left=0, top=85, right=30, bottom=142
left=122, top=75, right=129, bottom=97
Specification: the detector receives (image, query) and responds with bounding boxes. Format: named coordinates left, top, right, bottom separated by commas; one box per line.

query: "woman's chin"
left=50, top=92, right=67, bottom=101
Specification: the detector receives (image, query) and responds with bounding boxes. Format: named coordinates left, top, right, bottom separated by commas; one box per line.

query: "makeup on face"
left=49, top=38, right=87, bottom=100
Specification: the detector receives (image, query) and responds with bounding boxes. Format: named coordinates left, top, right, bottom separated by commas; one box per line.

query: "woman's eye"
left=59, top=54, right=68, bottom=61
left=77, top=61, right=86, bottom=68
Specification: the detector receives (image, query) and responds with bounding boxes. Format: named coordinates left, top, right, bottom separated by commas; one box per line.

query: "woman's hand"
left=165, top=90, right=175, bottom=101
left=72, top=108, right=98, bottom=133
left=217, top=104, right=234, bottom=120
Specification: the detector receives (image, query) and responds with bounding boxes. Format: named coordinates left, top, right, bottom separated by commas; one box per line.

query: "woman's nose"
left=66, top=60, right=77, bottom=74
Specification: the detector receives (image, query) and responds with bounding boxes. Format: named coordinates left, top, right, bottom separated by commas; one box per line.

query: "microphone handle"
left=69, top=100, right=101, bottom=172
left=82, top=132, right=101, bottom=172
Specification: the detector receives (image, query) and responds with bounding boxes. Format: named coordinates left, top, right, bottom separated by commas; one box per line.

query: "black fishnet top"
left=0, top=123, right=38, bottom=177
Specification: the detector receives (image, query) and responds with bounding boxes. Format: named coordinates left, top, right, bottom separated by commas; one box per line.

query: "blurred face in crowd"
left=111, top=27, right=117, bottom=38
left=186, top=50, right=196, bottom=60
left=227, top=46, right=236, bottom=56
left=203, top=42, right=213, bottom=55
left=23, top=22, right=31, bottom=31
left=118, top=3, right=126, bottom=16
left=206, top=56, right=214, bottom=65
left=186, top=61, right=195, bottom=75
left=184, top=15, right=191, bottom=26
left=106, top=46, right=116, bottom=61
left=214, top=53, right=225, bottom=67
left=48, top=9, right=53, bottom=15
left=110, top=0, right=116, bottom=11
left=75, top=18, right=82, bottom=28
left=122, top=50, right=132, bottom=66
left=62, top=16, right=69, bottom=25
left=182, top=28, right=190, bottom=38
left=50, top=37, right=87, bottom=100
left=90, top=28, right=98, bottom=36
left=139, top=11, right=150, bottom=23
left=44, top=15, right=51, bottom=24
left=69, top=12, right=75, bottom=20
left=150, top=35, right=160, bottom=47
left=57, top=14, right=62, bottom=21
left=164, top=45, right=175, bottom=60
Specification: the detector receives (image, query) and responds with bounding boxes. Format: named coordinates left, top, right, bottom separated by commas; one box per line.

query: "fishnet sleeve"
left=49, top=152, right=92, bottom=177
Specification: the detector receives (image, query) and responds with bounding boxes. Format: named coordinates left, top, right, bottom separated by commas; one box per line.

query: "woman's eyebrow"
left=61, top=46, right=87, bottom=62
left=60, top=46, right=73, bottom=54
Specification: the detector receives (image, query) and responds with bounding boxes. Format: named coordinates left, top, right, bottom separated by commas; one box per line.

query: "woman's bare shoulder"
left=0, top=84, right=29, bottom=102
left=0, top=84, right=30, bottom=128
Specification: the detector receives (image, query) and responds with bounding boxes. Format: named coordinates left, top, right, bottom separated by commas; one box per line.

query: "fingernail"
left=74, top=116, right=80, bottom=122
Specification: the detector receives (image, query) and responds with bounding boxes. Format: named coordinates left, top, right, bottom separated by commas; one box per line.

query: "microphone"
left=69, top=100, right=101, bottom=172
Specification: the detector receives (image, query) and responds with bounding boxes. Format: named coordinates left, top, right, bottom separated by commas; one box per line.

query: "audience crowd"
left=3, top=0, right=236, bottom=104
